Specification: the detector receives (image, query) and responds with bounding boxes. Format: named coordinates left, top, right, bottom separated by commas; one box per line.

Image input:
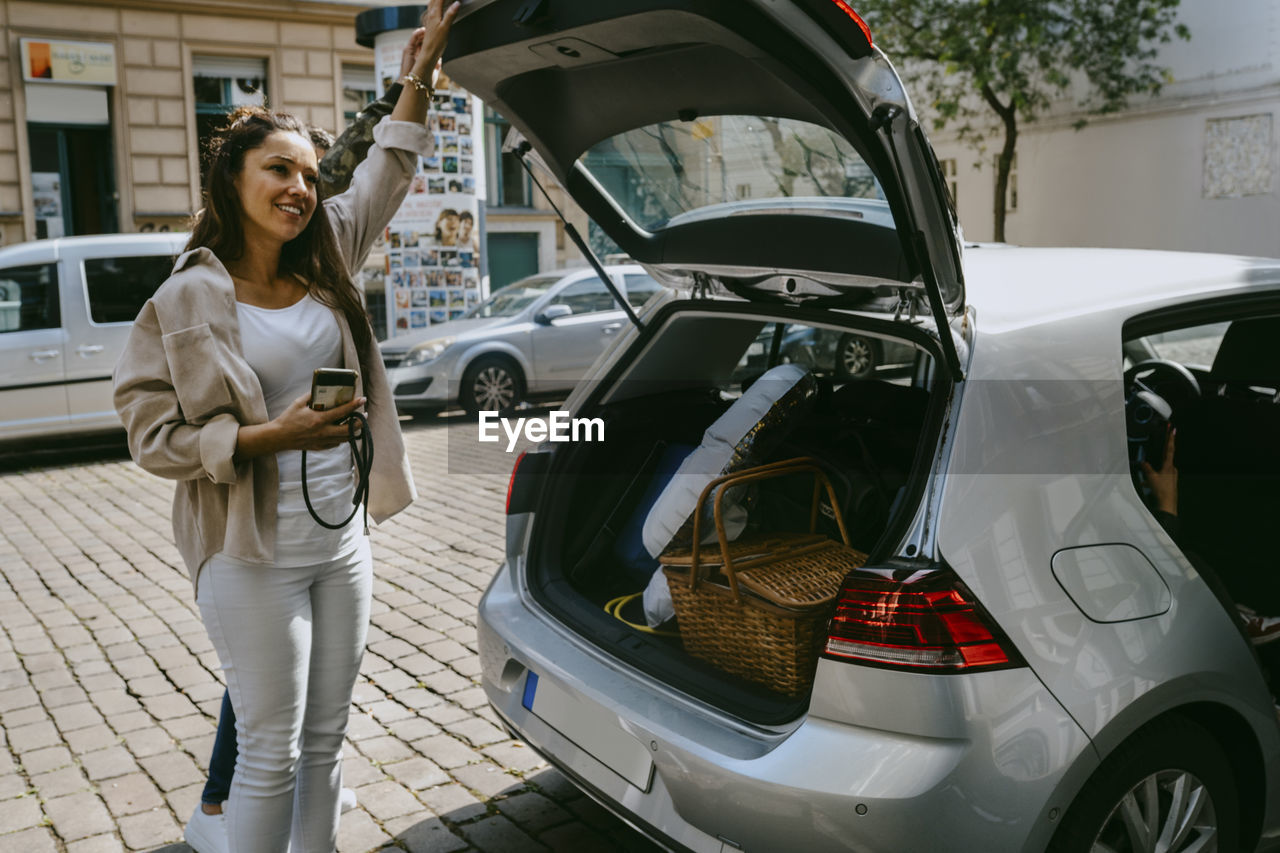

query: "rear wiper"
left=505, top=130, right=644, bottom=333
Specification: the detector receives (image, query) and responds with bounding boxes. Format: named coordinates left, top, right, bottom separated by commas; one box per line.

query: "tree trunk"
left=982, top=85, right=1018, bottom=243
left=993, top=121, right=1017, bottom=243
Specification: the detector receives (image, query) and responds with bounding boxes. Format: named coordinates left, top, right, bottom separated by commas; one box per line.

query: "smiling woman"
left=111, top=3, right=460, bottom=851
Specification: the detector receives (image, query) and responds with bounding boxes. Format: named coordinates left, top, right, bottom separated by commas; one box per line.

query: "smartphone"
left=310, top=368, right=358, bottom=411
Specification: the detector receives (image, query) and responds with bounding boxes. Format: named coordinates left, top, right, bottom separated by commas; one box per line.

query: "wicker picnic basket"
left=659, top=458, right=868, bottom=696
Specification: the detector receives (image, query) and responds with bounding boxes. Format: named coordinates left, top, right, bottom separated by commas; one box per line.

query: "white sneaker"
left=184, top=805, right=229, bottom=853
left=339, top=786, right=358, bottom=814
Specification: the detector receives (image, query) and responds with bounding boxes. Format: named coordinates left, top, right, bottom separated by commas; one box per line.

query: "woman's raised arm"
left=391, top=0, right=460, bottom=125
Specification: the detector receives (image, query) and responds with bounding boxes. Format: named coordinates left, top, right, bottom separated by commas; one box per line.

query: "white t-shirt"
left=237, top=293, right=361, bottom=566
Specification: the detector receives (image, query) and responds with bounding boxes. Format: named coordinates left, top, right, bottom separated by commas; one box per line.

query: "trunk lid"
left=446, top=0, right=965, bottom=375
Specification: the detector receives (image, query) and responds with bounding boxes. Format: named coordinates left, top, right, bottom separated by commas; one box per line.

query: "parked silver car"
left=448, top=2, right=1280, bottom=852
left=379, top=265, right=663, bottom=415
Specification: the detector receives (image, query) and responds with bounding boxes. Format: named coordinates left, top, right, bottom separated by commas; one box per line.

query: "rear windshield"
left=579, top=115, right=884, bottom=232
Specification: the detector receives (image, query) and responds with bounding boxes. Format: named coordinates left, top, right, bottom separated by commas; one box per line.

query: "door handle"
left=602, top=323, right=623, bottom=335
left=76, top=344, right=105, bottom=356
left=30, top=349, right=61, bottom=362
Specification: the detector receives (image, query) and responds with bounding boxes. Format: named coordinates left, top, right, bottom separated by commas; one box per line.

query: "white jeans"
left=197, top=538, right=372, bottom=853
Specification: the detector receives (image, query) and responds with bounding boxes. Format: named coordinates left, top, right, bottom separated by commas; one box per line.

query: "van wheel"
left=836, top=333, right=878, bottom=379
left=1047, top=716, right=1237, bottom=853
left=461, top=356, right=524, bottom=417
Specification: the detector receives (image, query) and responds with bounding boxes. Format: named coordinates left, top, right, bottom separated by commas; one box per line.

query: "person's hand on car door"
left=1141, top=424, right=1178, bottom=516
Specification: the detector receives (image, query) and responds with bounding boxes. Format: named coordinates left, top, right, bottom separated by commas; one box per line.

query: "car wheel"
left=836, top=333, right=878, bottom=379
left=1047, top=716, right=1237, bottom=853
left=461, top=356, right=524, bottom=417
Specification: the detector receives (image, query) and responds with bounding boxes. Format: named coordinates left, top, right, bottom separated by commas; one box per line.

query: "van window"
left=0, top=263, right=59, bottom=333
left=84, top=255, right=176, bottom=324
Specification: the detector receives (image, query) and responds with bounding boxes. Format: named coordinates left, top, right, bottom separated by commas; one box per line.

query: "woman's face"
left=457, top=218, right=473, bottom=241
left=440, top=213, right=459, bottom=239
left=233, top=131, right=318, bottom=247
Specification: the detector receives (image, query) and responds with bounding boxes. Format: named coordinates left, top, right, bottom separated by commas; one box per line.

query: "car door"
left=529, top=275, right=628, bottom=388
left=0, top=258, right=69, bottom=440
left=61, top=243, right=179, bottom=433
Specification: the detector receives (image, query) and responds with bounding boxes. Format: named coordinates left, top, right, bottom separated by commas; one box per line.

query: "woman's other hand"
left=235, top=394, right=367, bottom=460
left=400, top=28, right=426, bottom=79
left=1140, top=425, right=1178, bottom=516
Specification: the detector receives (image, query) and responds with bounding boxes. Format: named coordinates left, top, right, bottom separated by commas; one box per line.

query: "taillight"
left=794, top=0, right=875, bottom=58
left=506, top=451, right=527, bottom=514
left=506, top=450, right=551, bottom=515
left=829, top=0, right=874, bottom=48
left=825, top=565, right=1022, bottom=672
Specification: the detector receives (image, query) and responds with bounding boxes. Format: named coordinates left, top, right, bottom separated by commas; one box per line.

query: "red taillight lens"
left=830, top=0, right=874, bottom=48
left=825, top=567, right=1021, bottom=672
left=506, top=450, right=527, bottom=514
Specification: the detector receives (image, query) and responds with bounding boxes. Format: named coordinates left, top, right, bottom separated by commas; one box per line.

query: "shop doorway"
left=28, top=124, right=117, bottom=238
left=487, top=232, right=539, bottom=290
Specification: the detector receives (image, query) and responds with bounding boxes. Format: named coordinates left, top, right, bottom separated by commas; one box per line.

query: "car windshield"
left=578, top=115, right=884, bottom=232
left=465, top=275, right=560, bottom=318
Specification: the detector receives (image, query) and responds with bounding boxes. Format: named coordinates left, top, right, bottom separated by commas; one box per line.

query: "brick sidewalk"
left=0, top=416, right=661, bottom=852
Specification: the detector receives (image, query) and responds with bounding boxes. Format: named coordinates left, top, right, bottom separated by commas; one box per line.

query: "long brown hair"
left=188, top=106, right=376, bottom=395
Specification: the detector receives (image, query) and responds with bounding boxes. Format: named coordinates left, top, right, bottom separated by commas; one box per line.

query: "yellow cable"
left=603, top=593, right=679, bottom=637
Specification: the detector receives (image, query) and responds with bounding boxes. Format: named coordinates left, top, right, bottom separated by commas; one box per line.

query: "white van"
left=0, top=233, right=187, bottom=441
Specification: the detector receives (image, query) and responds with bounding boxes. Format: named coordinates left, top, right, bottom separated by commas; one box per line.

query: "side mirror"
left=535, top=304, right=573, bottom=325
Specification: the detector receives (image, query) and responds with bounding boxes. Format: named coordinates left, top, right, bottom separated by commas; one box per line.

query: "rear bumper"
left=478, top=560, right=1096, bottom=853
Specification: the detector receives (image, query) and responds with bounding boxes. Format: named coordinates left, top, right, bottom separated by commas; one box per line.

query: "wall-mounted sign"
left=21, top=39, right=117, bottom=86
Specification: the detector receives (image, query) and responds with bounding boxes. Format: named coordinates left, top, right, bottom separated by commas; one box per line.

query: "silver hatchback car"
left=447, top=2, right=1280, bottom=851
left=379, top=265, right=661, bottom=415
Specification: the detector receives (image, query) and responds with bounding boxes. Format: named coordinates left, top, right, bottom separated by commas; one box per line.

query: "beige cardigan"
left=114, top=119, right=429, bottom=591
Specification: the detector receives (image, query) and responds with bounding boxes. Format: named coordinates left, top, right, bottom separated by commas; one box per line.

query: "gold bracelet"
left=401, top=73, right=432, bottom=99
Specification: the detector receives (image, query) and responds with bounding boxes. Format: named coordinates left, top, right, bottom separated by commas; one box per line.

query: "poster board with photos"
left=368, top=31, right=487, bottom=339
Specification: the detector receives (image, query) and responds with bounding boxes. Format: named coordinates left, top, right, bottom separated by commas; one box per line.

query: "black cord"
left=301, top=411, right=373, bottom=533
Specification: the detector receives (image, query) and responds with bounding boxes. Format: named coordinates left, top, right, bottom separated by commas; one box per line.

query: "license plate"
left=521, top=669, right=654, bottom=791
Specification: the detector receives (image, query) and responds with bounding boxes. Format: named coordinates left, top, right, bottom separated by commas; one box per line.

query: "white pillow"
left=641, top=364, right=814, bottom=558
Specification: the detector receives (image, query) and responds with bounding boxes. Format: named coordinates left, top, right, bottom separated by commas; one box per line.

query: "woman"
left=433, top=207, right=459, bottom=246
left=113, top=4, right=458, bottom=851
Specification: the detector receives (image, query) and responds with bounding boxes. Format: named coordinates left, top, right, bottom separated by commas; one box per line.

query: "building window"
left=735, top=183, right=752, bottom=199
left=193, top=56, right=268, bottom=188
left=940, top=158, right=958, bottom=208
left=30, top=125, right=117, bottom=238
left=483, top=107, right=531, bottom=207
left=342, top=65, right=376, bottom=128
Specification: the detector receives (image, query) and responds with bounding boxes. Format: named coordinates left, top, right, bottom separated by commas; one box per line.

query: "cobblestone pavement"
left=0, top=415, right=662, bottom=852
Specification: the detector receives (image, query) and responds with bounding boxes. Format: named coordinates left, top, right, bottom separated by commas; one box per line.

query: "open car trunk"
left=519, top=301, right=954, bottom=724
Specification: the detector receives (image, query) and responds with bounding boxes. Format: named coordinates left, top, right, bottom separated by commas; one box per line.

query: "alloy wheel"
left=1091, top=769, right=1218, bottom=853
left=473, top=365, right=516, bottom=412
left=840, top=336, right=873, bottom=377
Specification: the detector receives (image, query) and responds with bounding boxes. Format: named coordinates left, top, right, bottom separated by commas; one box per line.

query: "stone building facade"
left=5, top=0, right=582, bottom=282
